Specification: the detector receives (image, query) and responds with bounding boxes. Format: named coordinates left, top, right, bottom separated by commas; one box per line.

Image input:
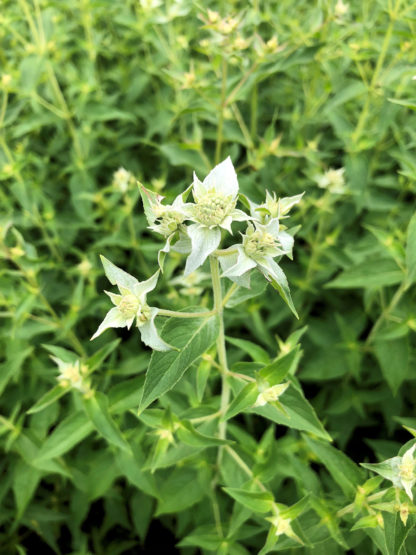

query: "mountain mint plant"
left=85, top=158, right=416, bottom=551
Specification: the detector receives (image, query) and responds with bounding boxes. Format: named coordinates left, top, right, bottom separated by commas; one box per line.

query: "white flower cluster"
left=140, top=157, right=302, bottom=292
left=362, top=443, right=416, bottom=500
left=92, top=157, right=302, bottom=351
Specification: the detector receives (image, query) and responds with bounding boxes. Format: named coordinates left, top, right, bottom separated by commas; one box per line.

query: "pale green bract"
left=91, top=255, right=173, bottom=351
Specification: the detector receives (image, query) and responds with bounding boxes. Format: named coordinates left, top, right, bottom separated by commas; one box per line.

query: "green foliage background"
left=1, top=0, right=416, bottom=553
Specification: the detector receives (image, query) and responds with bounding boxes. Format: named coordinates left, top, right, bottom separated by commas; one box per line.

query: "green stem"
left=215, top=58, right=228, bottom=165
left=225, top=446, right=267, bottom=492
left=250, top=82, right=258, bottom=141
left=210, top=256, right=230, bottom=465
left=365, top=279, right=410, bottom=345
left=157, top=308, right=217, bottom=319
left=351, top=10, right=395, bottom=146
left=221, top=282, right=239, bottom=307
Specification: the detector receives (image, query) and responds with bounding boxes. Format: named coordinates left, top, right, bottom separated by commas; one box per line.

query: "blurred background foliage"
left=1, top=0, right=416, bottom=552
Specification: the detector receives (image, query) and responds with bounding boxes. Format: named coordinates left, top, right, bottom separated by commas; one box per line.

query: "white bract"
left=91, top=256, right=172, bottom=351
left=182, top=157, right=248, bottom=275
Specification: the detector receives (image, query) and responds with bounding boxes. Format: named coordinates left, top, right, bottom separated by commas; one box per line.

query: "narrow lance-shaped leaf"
left=140, top=310, right=219, bottom=411
left=223, top=486, right=275, bottom=513
left=224, top=382, right=258, bottom=421
left=83, top=391, right=131, bottom=452
left=406, top=212, right=416, bottom=283
left=27, top=384, right=70, bottom=415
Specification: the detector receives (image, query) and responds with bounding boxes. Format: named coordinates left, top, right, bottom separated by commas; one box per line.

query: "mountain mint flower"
left=91, top=256, right=173, bottom=351
left=254, top=382, right=289, bottom=408
left=361, top=443, right=416, bottom=500
left=138, top=182, right=187, bottom=238
left=220, top=220, right=294, bottom=281
left=314, top=167, right=346, bottom=194
left=183, top=157, right=248, bottom=275
left=246, top=191, right=303, bottom=224
left=52, top=356, right=90, bottom=394
left=139, top=182, right=190, bottom=269
left=112, top=167, right=132, bottom=193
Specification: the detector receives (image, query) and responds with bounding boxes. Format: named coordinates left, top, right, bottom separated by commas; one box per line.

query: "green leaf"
left=27, top=384, right=69, bottom=415
left=42, top=344, right=77, bottom=364
left=177, top=421, right=233, bottom=447
left=351, top=514, right=382, bottom=531
left=116, top=449, right=157, bottom=497
left=326, top=259, right=404, bottom=289
left=86, top=339, right=121, bottom=372
left=259, top=348, right=300, bottom=384
left=388, top=98, right=416, bottom=110
left=266, top=264, right=298, bottom=318
left=13, top=459, right=42, bottom=519
left=35, top=412, right=93, bottom=462
left=130, top=492, right=154, bottom=542
left=406, top=212, right=416, bottom=283
left=383, top=512, right=416, bottom=555
left=223, top=487, right=275, bottom=513
left=140, top=311, right=219, bottom=411
left=253, top=383, right=331, bottom=441
left=155, top=466, right=206, bottom=515
left=83, top=392, right=131, bottom=452
left=225, top=383, right=258, bottom=420
left=304, top=436, right=365, bottom=497
left=226, top=336, right=270, bottom=364
left=374, top=336, right=409, bottom=394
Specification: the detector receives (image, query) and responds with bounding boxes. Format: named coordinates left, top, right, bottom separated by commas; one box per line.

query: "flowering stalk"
left=210, top=255, right=230, bottom=464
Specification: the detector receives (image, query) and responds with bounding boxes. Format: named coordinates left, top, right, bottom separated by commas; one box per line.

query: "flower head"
left=183, top=157, right=248, bottom=275
left=219, top=218, right=297, bottom=316
left=247, top=191, right=303, bottom=224
left=112, top=167, right=132, bottom=193
left=52, top=356, right=90, bottom=394
left=361, top=443, right=416, bottom=500
left=254, top=382, right=289, bottom=407
left=139, top=183, right=187, bottom=238
left=315, top=167, right=346, bottom=194
left=91, top=256, right=172, bottom=351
